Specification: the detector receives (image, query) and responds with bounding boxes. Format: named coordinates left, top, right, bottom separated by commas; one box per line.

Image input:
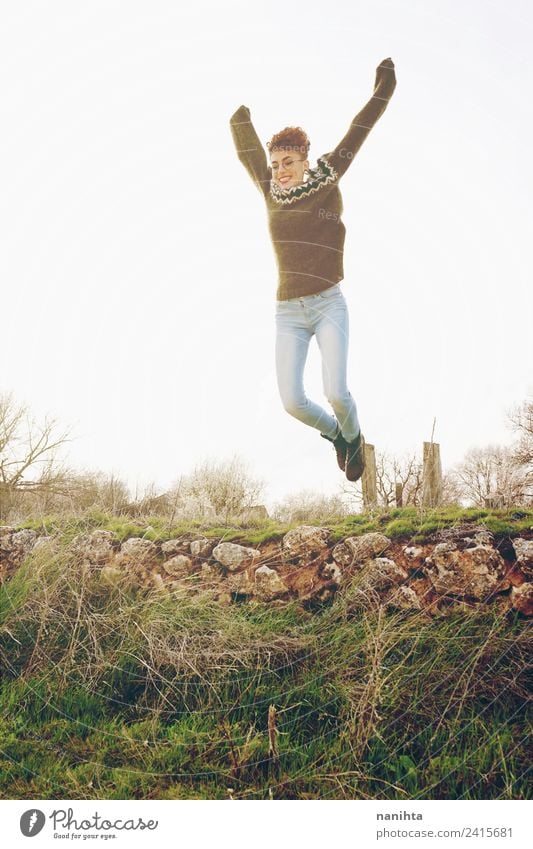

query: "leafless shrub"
left=0, top=392, right=72, bottom=521
left=507, top=395, right=533, bottom=468
left=341, top=450, right=462, bottom=510
left=271, top=489, right=348, bottom=523
left=451, top=444, right=531, bottom=507
left=167, top=455, right=266, bottom=524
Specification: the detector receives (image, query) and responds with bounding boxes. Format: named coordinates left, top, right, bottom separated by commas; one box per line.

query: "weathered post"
left=362, top=440, right=378, bottom=510
left=422, top=441, right=442, bottom=507
left=395, top=482, right=403, bottom=507
left=268, top=704, right=279, bottom=770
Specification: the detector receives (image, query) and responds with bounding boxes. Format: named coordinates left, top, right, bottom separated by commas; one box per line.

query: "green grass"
left=0, top=603, right=529, bottom=799
left=0, top=507, right=531, bottom=800
left=323, top=505, right=533, bottom=545
left=15, top=504, right=533, bottom=549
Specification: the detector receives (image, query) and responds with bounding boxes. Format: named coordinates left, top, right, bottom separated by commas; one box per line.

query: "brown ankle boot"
left=345, top=430, right=365, bottom=482
left=320, top=423, right=348, bottom=472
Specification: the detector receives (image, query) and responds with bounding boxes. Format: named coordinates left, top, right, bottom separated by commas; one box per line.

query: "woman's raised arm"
left=324, top=58, right=397, bottom=180
left=229, top=105, right=271, bottom=198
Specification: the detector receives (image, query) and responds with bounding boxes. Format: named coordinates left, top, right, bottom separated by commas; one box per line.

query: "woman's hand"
left=374, top=57, right=396, bottom=94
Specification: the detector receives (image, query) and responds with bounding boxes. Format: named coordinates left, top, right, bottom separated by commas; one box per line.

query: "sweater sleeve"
left=229, top=105, right=271, bottom=198
left=324, top=59, right=397, bottom=180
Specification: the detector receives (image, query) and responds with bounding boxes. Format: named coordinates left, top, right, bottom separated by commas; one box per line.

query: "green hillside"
left=0, top=506, right=531, bottom=800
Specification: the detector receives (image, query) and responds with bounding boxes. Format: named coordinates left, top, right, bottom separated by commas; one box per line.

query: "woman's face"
left=270, top=149, right=309, bottom=189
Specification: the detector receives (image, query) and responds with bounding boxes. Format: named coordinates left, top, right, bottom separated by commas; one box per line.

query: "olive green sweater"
left=229, top=62, right=396, bottom=300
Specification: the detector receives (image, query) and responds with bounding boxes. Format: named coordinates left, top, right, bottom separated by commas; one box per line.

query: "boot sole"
left=345, top=433, right=365, bottom=482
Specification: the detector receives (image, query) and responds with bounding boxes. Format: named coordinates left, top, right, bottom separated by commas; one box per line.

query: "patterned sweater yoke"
left=229, top=67, right=396, bottom=301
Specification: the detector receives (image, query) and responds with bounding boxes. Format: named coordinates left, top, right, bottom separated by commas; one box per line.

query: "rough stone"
left=120, top=537, right=157, bottom=559
left=512, top=538, right=533, bottom=579
left=12, top=529, right=38, bottom=551
left=200, top=562, right=224, bottom=583
left=0, top=528, right=38, bottom=556
left=0, top=528, right=40, bottom=578
left=190, top=538, right=216, bottom=558
left=71, top=530, right=116, bottom=564
left=384, top=585, right=423, bottom=611
left=162, top=554, right=193, bottom=577
left=354, top=557, right=408, bottom=593
left=510, top=582, right=533, bottom=616
left=403, top=546, right=424, bottom=560
left=424, top=542, right=508, bottom=600
left=227, top=569, right=255, bottom=595
left=281, top=526, right=330, bottom=566
left=474, top=530, right=495, bottom=547
left=161, top=538, right=190, bottom=557
left=254, top=565, right=288, bottom=600
left=114, top=538, right=159, bottom=573
left=332, top=532, right=391, bottom=568
left=151, top=573, right=166, bottom=592
left=212, top=542, right=259, bottom=571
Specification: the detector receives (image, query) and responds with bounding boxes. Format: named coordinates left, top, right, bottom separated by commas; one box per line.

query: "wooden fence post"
left=267, top=704, right=279, bottom=772
left=422, top=441, right=442, bottom=507
left=362, top=440, right=378, bottom=511
left=395, top=482, right=403, bottom=507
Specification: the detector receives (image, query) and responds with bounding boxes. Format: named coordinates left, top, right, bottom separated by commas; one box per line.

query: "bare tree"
left=61, top=470, right=132, bottom=514
left=439, top=470, right=465, bottom=506
left=168, top=455, right=265, bottom=524
left=9, top=468, right=132, bottom=518
left=0, top=392, right=73, bottom=521
left=451, top=443, right=531, bottom=507
left=507, top=396, right=533, bottom=467
left=123, top=479, right=172, bottom=518
left=271, top=489, right=348, bottom=523
left=388, top=452, right=423, bottom=506
left=373, top=451, right=397, bottom=507
left=340, top=446, right=463, bottom=512
left=341, top=450, right=427, bottom=508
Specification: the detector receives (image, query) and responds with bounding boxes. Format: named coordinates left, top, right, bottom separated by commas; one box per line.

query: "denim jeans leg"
left=313, top=292, right=360, bottom=443
left=275, top=303, right=339, bottom=437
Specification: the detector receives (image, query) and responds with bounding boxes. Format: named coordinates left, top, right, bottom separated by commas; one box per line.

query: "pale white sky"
left=1, top=0, right=532, bottom=509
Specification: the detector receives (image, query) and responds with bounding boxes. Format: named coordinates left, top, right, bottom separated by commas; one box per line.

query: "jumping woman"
left=229, top=58, right=396, bottom=482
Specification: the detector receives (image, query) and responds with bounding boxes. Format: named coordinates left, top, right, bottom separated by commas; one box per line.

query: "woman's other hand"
left=374, top=57, right=396, bottom=94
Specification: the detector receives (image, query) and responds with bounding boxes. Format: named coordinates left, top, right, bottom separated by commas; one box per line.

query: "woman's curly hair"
left=266, top=126, right=310, bottom=157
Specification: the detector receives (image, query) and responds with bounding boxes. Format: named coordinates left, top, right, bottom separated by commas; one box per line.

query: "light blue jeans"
left=275, top=283, right=360, bottom=442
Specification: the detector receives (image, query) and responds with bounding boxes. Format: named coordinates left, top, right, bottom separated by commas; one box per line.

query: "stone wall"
left=1, top=523, right=532, bottom=616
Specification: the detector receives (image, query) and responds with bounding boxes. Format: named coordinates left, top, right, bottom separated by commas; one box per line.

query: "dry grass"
left=0, top=514, right=531, bottom=799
